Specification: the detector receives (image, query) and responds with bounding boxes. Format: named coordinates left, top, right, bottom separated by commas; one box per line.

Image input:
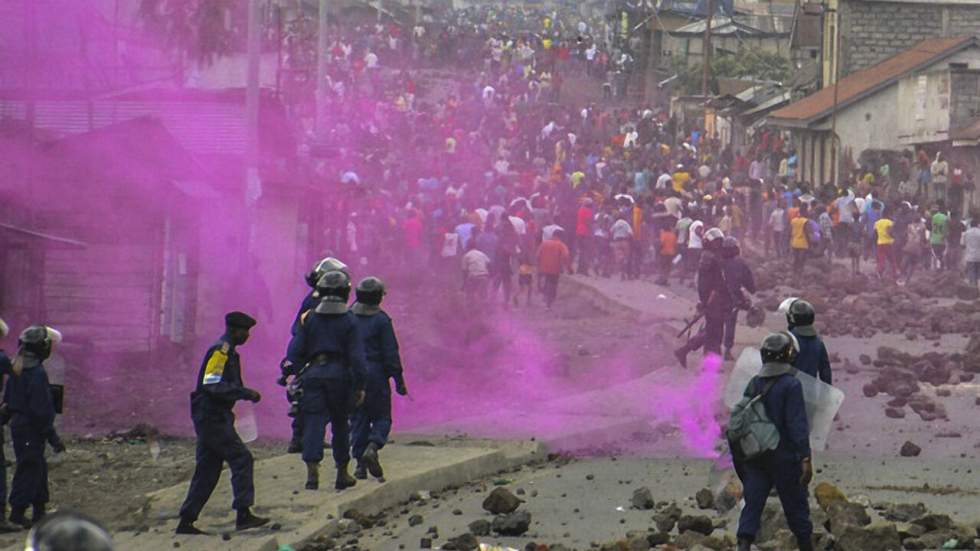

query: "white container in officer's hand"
left=235, top=402, right=259, bottom=443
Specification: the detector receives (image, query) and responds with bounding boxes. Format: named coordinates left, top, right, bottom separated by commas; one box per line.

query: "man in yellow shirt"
left=874, top=205, right=897, bottom=280
left=789, top=205, right=811, bottom=283
left=672, top=165, right=690, bottom=194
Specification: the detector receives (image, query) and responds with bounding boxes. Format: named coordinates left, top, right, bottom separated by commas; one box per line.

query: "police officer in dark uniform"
left=674, top=227, right=729, bottom=367
left=281, top=257, right=351, bottom=454
left=0, top=318, right=21, bottom=532
left=735, top=332, right=813, bottom=551
left=286, top=271, right=367, bottom=491
left=782, top=299, right=832, bottom=384
left=4, top=326, right=65, bottom=529
left=721, top=236, right=756, bottom=361
left=176, top=312, right=268, bottom=535
left=350, top=277, right=408, bottom=481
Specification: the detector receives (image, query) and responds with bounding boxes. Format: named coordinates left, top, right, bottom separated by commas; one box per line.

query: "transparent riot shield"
left=724, top=347, right=845, bottom=451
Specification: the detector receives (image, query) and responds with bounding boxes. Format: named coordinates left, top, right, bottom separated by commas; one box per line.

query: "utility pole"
left=316, top=0, right=329, bottom=136
left=244, top=0, right=262, bottom=264
left=829, top=5, right=841, bottom=187
left=702, top=0, right=714, bottom=99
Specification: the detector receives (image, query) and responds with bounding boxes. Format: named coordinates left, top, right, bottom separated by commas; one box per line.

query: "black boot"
left=175, top=517, right=207, bottom=535
left=0, top=508, right=21, bottom=533
left=31, top=504, right=45, bottom=524
left=796, top=535, right=814, bottom=551
left=354, top=461, right=368, bottom=480
left=736, top=538, right=752, bottom=551
left=335, top=462, right=357, bottom=490
left=235, top=508, right=269, bottom=531
left=305, top=461, right=320, bottom=490
left=9, top=507, right=30, bottom=529
left=362, top=442, right=384, bottom=479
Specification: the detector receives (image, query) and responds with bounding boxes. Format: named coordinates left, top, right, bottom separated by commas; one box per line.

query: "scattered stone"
left=862, top=383, right=879, bottom=397
left=895, top=522, right=927, bottom=539
left=631, top=487, right=655, bottom=510
left=835, top=523, right=903, bottom=551
left=442, top=533, right=479, bottom=551
left=468, top=519, right=490, bottom=537
left=859, top=354, right=873, bottom=365
left=653, top=503, right=682, bottom=533
left=814, top=482, right=848, bottom=512
left=900, top=441, right=922, bottom=457
left=646, top=530, right=671, bottom=546
left=420, top=537, right=432, bottom=549
left=677, top=515, right=714, bottom=536
left=492, top=511, right=531, bottom=536
left=911, top=513, right=954, bottom=532
left=884, top=407, right=905, bottom=419
left=826, top=501, right=872, bottom=534
left=881, top=502, right=928, bottom=523
left=695, top=488, right=714, bottom=510
left=407, top=515, right=423, bottom=527
left=482, top=488, right=523, bottom=515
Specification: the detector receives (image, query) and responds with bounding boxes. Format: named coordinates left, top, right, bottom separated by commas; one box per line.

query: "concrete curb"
left=111, top=440, right=545, bottom=551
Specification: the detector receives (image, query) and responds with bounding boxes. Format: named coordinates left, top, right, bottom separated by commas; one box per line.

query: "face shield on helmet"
left=316, top=270, right=352, bottom=301
left=306, top=257, right=350, bottom=288
left=704, top=227, right=725, bottom=249
left=18, top=325, right=58, bottom=361
left=779, top=297, right=816, bottom=327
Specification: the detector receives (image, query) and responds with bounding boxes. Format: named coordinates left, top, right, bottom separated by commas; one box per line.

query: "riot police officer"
left=721, top=236, right=756, bottom=361
left=176, top=312, right=268, bottom=535
left=350, top=277, right=408, bottom=481
left=734, top=332, right=813, bottom=551
left=674, top=228, right=729, bottom=367
left=4, top=326, right=65, bottom=529
left=282, top=257, right=351, bottom=454
left=0, top=318, right=19, bottom=532
left=781, top=298, right=832, bottom=384
left=286, top=271, right=367, bottom=491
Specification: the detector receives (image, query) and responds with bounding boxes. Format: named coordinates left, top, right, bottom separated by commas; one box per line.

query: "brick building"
left=836, top=0, right=980, bottom=79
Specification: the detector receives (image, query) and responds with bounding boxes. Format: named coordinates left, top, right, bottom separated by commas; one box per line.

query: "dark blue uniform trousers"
left=351, top=368, right=393, bottom=460
left=179, top=412, right=255, bottom=521
left=301, top=372, right=352, bottom=466
left=8, top=424, right=48, bottom=509
left=735, top=455, right=813, bottom=542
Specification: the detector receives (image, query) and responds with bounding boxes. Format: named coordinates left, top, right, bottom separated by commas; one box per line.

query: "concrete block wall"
left=840, top=0, right=946, bottom=76
left=951, top=70, right=980, bottom=128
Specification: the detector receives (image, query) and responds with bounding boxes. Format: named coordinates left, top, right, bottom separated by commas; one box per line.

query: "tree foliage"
left=673, top=48, right=791, bottom=95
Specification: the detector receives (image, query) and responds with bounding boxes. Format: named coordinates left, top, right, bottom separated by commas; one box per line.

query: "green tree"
left=673, top=48, right=791, bottom=95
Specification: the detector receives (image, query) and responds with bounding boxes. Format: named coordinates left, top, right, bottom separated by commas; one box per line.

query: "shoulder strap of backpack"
left=750, top=377, right=780, bottom=401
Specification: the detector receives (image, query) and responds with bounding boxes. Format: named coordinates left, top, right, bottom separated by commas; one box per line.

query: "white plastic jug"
left=235, top=402, right=259, bottom=443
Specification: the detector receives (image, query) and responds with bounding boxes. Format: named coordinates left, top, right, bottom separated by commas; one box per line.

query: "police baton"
left=677, top=312, right=704, bottom=340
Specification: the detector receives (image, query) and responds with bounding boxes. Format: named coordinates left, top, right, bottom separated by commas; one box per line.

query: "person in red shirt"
left=536, top=230, right=571, bottom=310
left=575, top=199, right=594, bottom=275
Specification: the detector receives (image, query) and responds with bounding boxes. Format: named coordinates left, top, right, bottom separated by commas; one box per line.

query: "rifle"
left=677, top=312, right=704, bottom=340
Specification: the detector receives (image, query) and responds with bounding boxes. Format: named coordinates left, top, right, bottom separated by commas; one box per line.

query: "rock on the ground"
left=408, top=514, right=424, bottom=527
left=826, top=501, right=872, bottom=535
left=653, top=503, right=682, bottom=533
left=674, top=531, right=731, bottom=550
left=468, top=519, right=490, bottom=537
left=881, top=502, right=928, bottom=523
left=482, top=487, right=523, bottom=515
left=442, top=533, right=479, bottom=551
left=835, top=523, right=903, bottom=551
left=677, top=514, right=714, bottom=536
left=814, top=482, right=848, bottom=511
left=900, top=441, right=922, bottom=457
left=695, top=488, right=714, bottom=509
left=492, top=511, right=531, bottom=536
left=631, top=487, right=655, bottom=510
left=911, top=513, right=954, bottom=532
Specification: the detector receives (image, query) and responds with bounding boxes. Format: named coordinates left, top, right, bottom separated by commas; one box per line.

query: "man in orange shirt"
left=537, top=229, right=571, bottom=309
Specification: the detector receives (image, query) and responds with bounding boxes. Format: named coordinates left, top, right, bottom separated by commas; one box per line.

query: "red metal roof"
left=770, top=36, right=976, bottom=124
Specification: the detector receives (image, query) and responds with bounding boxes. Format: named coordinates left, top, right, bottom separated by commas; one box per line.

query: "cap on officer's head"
left=225, top=311, right=257, bottom=329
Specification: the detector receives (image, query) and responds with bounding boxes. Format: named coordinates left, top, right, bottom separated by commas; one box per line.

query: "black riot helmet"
left=316, top=270, right=352, bottom=302
left=355, top=276, right=386, bottom=306
left=781, top=298, right=816, bottom=327
left=722, top=236, right=740, bottom=258
left=18, top=325, right=55, bottom=360
left=759, top=331, right=800, bottom=364
left=305, top=257, right=350, bottom=288
left=703, top=227, right=725, bottom=250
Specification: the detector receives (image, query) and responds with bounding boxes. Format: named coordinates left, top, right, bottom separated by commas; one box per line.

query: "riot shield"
left=724, top=347, right=844, bottom=451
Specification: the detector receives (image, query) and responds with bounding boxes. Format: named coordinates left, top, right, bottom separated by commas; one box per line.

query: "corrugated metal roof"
left=671, top=14, right=793, bottom=35
left=769, top=36, right=977, bottom=124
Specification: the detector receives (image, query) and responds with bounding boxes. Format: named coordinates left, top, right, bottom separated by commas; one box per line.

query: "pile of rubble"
left=861, top=344, right=980, bottom=422
left=751, top=256, right=980, bottom=340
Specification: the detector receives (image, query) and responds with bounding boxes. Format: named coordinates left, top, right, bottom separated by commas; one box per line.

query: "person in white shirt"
left=364, top=51, right=379, bottom=70
left=964, top=218, right=980, bottom=286
left=461, top=242, right=491, bottom=301
left=685, top=217, right=705, bottom=281
left=610, top=216, right=633, bottom=279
